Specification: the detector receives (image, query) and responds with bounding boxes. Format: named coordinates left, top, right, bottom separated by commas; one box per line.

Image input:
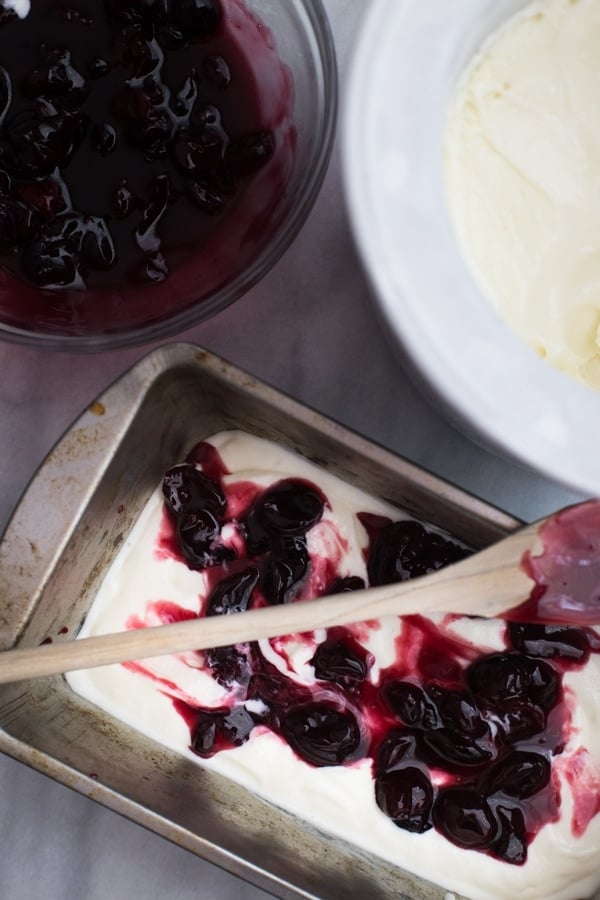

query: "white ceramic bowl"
left=343, top=0, right=600, bottom=498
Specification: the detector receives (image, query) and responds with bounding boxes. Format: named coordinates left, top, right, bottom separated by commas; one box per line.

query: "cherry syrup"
left=510, top=500, right=600, bottom=625
left=0, top=0, right=294, bottom=333
left=135, top=444, right=600, bottom=865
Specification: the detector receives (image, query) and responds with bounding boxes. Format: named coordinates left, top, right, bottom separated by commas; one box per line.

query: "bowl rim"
left=0, top=0, right=338, bottom=352
left=342, top=0, right=600, bottom=498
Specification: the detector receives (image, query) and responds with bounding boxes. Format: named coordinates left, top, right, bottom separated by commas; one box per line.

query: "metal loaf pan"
left=0, top=343, right=520, bottom=900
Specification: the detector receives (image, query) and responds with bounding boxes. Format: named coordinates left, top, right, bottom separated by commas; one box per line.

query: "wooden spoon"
left=1, top=499, right=599, bottom=685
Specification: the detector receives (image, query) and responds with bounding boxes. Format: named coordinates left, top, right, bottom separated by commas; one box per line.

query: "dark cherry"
left=367, top=520, right=468, bottom=586
left=383, top=681, right=441, bottom=730
left=191, top=712, right=220, bottom=756
left=3, top=109, right=87, bottom=176
left=178, top=507, right=218, bottom=558
left=52, top=7, right=94, bottom=26
left=23, top=48, right=89, bottom=107
left=493, top=805, right=527, bottom=865
left=17, top=177, right=67, bottom=220
left=0, top=10, right=16, bottom=27
left=279, top=703, right=361, bottom=767
left=205, top=644, right=252, bottom=689
left=40, top=211, right=87, bottom=250
left=177, top=508, right=234, bottom=568
left=433, top=788, right=496, bottom=850
left=310, top=636, right=371, bottom=687
left=253, top=479, right=325, bottom=537
left=508, top=623, right=589, bottom=662
left=494, top=699, right=547, bottom=742
left=158, top=23, right=186, bottom=50
left=22, top=240, right=81, bottom=289
left=112, top=181, right=135, bottom=219
left=261, top=535, right=309, bottom=605
left=134, top=174, right=171, bottom=279
left=246, top=665, right=293, bottom=712
left=242, top=480, right=326, bottom=556
left=187, top=180, right=225, bottom=215
left=173, top=0, right=222, bottom=37
left=485, top=751, right=551, bottom=800
left=421, top=727, right=495, bottom=769
left=82, top=216, right=117, bottom=268
left=225, top=131, right=275, bottom=176
left=191, top=704, right=255, bottom=757
left=375, top=767, right=433, bottom=833
left=429, top=687, right=488, bottom=740
left=91, top=123, right=118, bottom=155
left=21, top=210, right=116, bottom=287
left=87, top=57, right=110, bottom=79
left=375, top=730, right=421, bottom=775
left=466, top=653, right=559, bottom=715
left=0, top=199, right=39, bottom=249
left=115, top=31, right=166, bottom=90
left=105, top=0, right=170, bottom=24
left=162, top=465, right=226, bottom=519
left=174, top=129, right=224, bottom=178
left=241, top=508, right=269, bottom=556
left=324, top=576, right=366, bottom=594
left=206, top=567, right=259, bottom=617
left=0, top=66, right=9, bottom=127
left=203, top=55, right=231, bottom=89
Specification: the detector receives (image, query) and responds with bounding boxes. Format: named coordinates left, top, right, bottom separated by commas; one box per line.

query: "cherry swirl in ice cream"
left=67, top=432, right=600, bottom=900
left=144, top=440, right=599, bottom=866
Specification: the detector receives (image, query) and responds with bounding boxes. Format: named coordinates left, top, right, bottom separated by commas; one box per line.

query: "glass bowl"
left=0, top=0, right=337, bottom=351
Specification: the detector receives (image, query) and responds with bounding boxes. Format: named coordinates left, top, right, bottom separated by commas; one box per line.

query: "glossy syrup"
left=0, top=0, right=293, bottom=331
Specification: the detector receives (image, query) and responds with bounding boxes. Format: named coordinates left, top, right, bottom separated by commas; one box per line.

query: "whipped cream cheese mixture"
left=444, top=0, right=600, bottom=389
left=67, top=430, right=600, bottom=900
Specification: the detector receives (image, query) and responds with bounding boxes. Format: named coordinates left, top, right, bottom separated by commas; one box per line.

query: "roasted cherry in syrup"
left=206, top=567, right=259, bottom=617
left=279, top=703, right=361, bottom=767
left=310, top=636, right=372, bottom=687
left=466, top=652, right=559, bottom=718
left=192, top=704, right=254, bottom=756
left=507, top=622, right=589, bottom=662
left=260, top=535, right=309, bottom=605
left=375, top=767, right=433, bottom=833
left=367, top=520, right=468, bottom=586
left=433, top=788, right=496, bottom=850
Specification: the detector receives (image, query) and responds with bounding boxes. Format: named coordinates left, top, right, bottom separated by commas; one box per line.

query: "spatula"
left=0, top=499, right=598, bottom=685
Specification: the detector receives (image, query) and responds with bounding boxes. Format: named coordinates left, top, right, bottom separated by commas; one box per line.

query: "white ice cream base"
left=67, top=431, right=600, bottom=900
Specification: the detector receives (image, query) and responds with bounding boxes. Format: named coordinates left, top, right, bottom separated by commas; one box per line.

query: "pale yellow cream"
left=444, top=0, right=600, bottom=389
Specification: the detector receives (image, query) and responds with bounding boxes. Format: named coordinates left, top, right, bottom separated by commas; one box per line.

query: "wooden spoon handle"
left=0, top=544, right=534, bottom=685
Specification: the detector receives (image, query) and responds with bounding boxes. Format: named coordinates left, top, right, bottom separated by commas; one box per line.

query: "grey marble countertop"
left=0, top=2, right=586, bottom=898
